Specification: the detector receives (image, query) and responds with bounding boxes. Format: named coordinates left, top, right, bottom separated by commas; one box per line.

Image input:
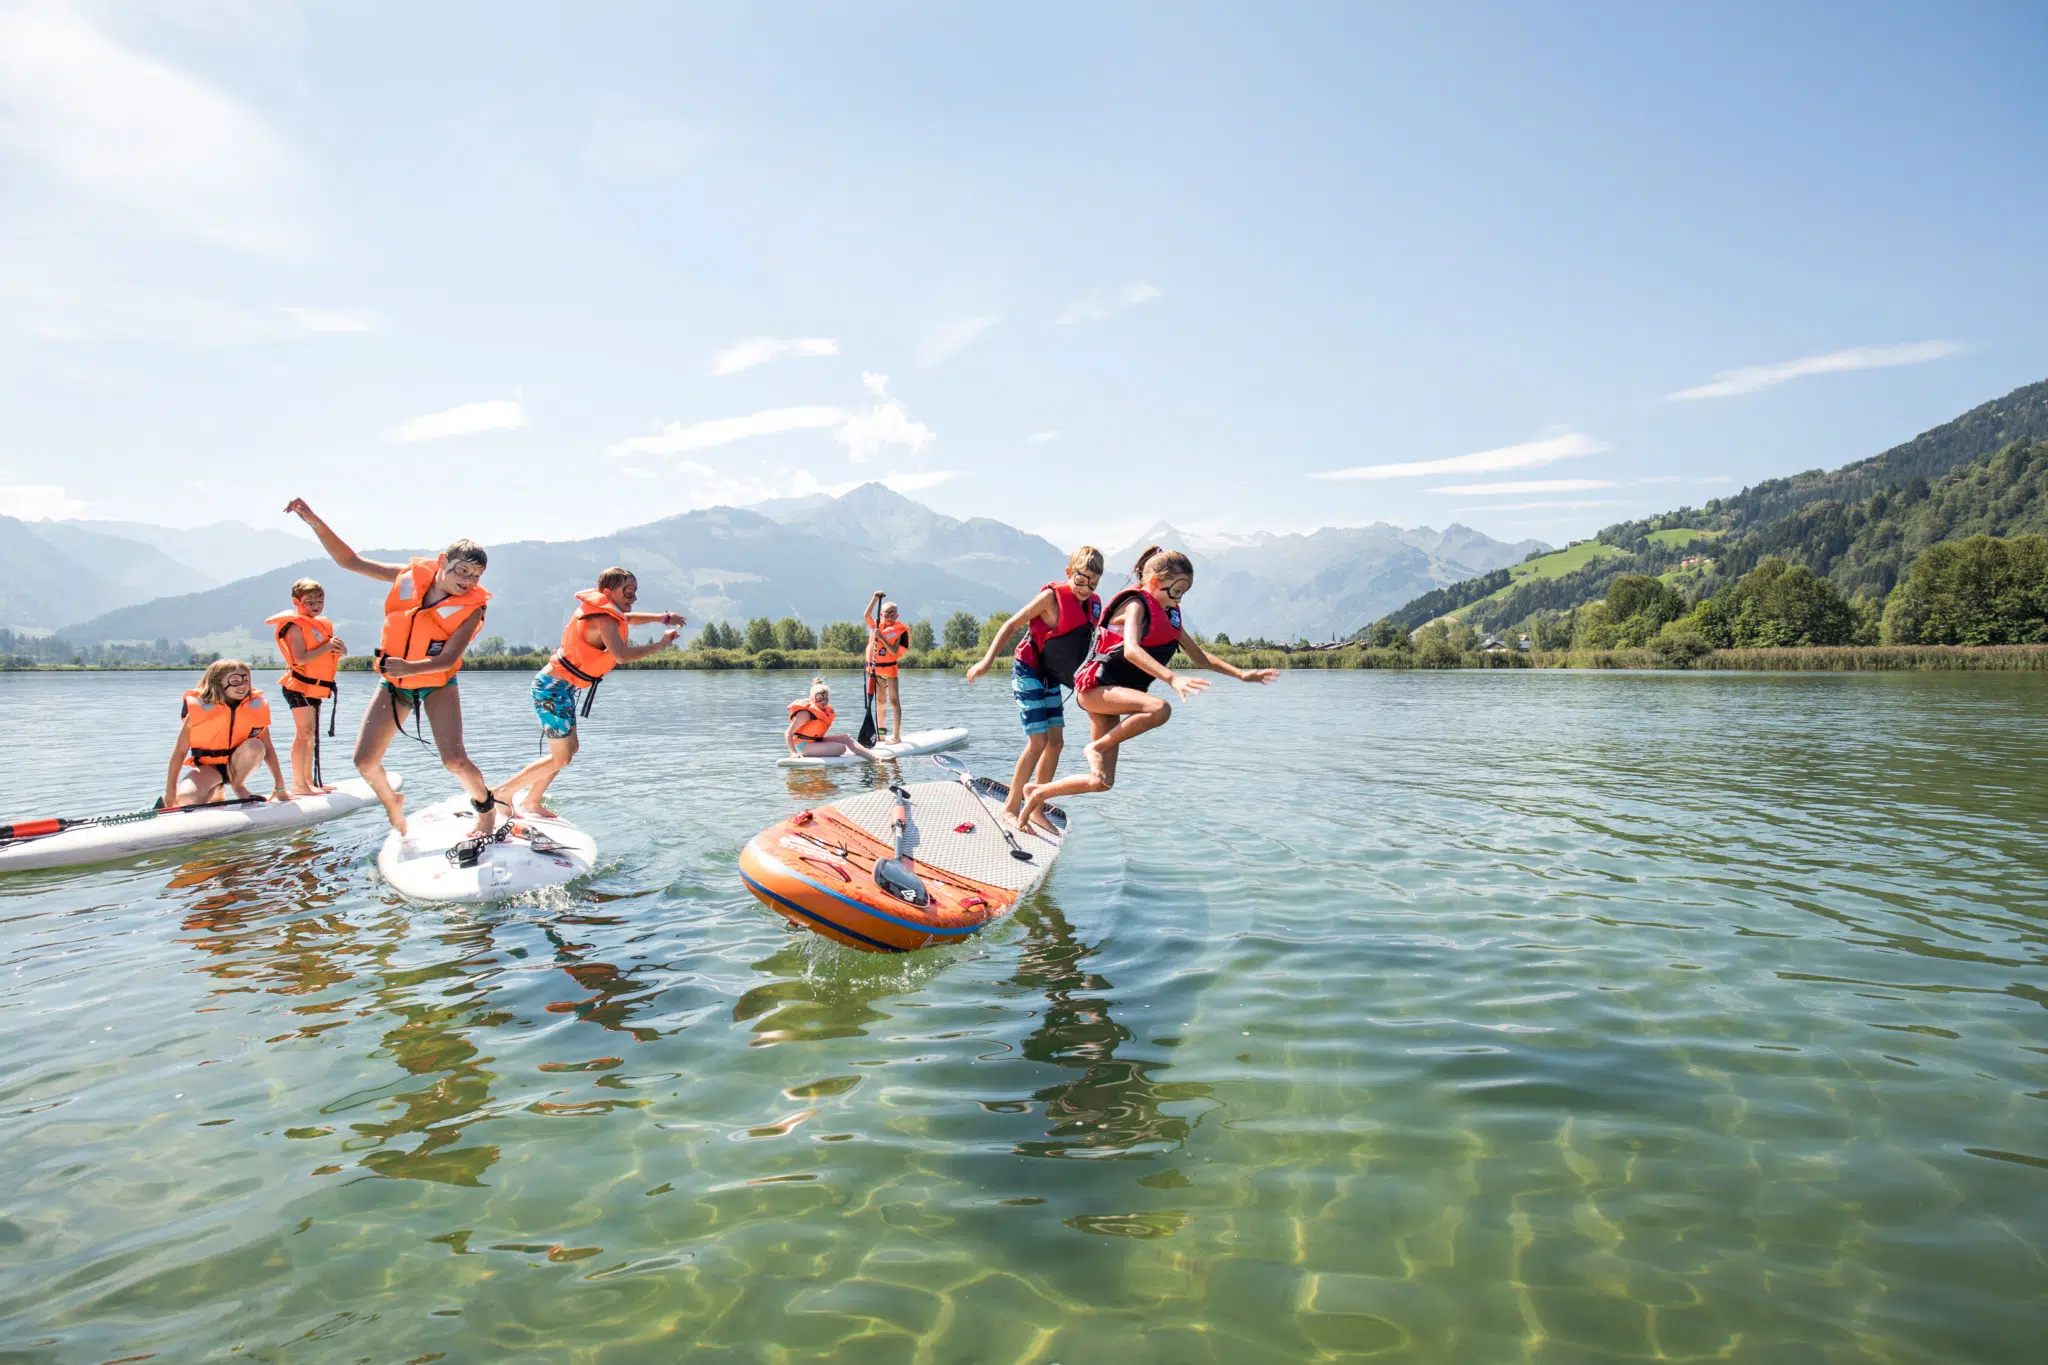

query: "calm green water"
left=0, top=668, right=2043, bottom=1364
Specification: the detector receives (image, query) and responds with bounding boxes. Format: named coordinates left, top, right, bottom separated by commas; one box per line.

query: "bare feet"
left=378, top=789, right=408, bottom=836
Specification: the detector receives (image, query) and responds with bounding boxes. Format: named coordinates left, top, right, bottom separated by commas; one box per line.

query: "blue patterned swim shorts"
left=532, top=670, right=580, bottom=739
left=1012, top=659, right=1065, bottom=735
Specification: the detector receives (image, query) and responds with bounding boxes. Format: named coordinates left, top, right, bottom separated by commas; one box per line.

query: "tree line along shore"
left=7, top=597, right=2046, bottom=675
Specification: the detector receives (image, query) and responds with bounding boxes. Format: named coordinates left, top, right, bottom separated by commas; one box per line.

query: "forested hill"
left=1371, top=375, right=2048, bottom=639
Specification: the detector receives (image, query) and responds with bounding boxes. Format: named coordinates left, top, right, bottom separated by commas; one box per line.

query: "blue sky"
left=1, top=1, right=2043, bottom=555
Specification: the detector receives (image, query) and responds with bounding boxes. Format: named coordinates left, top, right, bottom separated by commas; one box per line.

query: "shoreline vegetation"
left=8, top=643, right=2046, bottom=674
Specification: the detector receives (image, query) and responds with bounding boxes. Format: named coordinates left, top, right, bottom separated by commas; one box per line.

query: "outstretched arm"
left=589, top=616, right=679, bottom=664
left=967, top=589, right=1056, bottom=682
left=1178, top=633, right=1278, bottom=683
left=284, top=499, right=404, bottom=583
left=1112, top=600, right=1210, bottom=700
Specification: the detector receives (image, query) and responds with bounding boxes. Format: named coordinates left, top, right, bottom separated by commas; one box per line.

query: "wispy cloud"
left=0, top=3, right=303, bottom=254
left=916, top=313, right=1000, bottom=367
left=282, top=306, right=377, bottom=334
left=712, top=336, right=839, bottom=376
left=882, top=470, right=957, bottom=493
left=1313, top=432, right=1607, bottom=482
left=1451, top=499, right=1622, bottom=512
left=836, top=392, right=936, bottom=463
left=0, top=482, right=88, bottom=519
left=1427, top=478, right=1615, bottom=495
left=387, top=400, right=527, bottom=443
left=1670, top=341, right=1958, bottom=401
left=609, top=406, right=843, bottom=457
left=1058, top=282, right=1161, bottom=326
left=1028, top=430, right=1060, bottom=444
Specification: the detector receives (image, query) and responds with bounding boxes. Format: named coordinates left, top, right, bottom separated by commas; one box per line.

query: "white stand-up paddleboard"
left=0, top=776, right=399, bottom=874
left=776, top=726, right=970, bottom=769
left=376, top=794, right=598, bottom=903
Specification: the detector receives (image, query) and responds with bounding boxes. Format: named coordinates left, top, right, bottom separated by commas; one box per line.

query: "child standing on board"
left=1016, top=547, right=1277, bottom=833
left=965, top=546, right=1105, bottom=827
left=492, top=567, right=685, bottom=817
left=284, top=498, right=500, bottom=839
left=864, top=591, right=911, bottom=743
left=265, top=578, right=347, bottom=795
left=785, top=678, right=876, bottom=760
left=163, top=658, right=289, bottom=809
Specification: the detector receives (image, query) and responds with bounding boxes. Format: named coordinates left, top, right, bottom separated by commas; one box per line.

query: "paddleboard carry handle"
left=929, top=753, right=1034, bottom=861
left=872, top=785, right=930, bottom=907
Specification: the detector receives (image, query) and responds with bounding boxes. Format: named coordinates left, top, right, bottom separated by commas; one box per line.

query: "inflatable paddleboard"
left=739, top=775, right=1066, bottom=952
left=0, top=776, right=399, bottom=874
left=377, top=794, right=598, bottom=904
left=775, top=726, right=970, bottom=769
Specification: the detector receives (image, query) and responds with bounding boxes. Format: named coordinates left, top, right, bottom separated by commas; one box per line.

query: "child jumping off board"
left=164, top=658, right=289, bottom=810
left=492, top=567, right=684, bottom=817
left=785, top=678, right=876, bottom=760
left=864, top=591, right=911, bottom=743
left=965, top=545, right=1104, bottom=827
left=284, top=498, right=499, bottom=839
left=1016, top=546, right=1277, bottom=833
left=266, top=577, right=346, bottom=794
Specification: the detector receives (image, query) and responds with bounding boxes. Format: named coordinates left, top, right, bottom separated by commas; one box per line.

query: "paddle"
left=930, top=752, right=1034, bottom=862
left=872, top=785, right=930, bottom=906
left=0, top=794, right=268, bottom=844
left=857, top=658, right=879, bottom=748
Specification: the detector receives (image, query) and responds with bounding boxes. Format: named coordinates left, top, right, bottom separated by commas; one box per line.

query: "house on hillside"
left=1517, top=633, right=1532, bottom=652
left=1480, top=636, right=1512, bottom=653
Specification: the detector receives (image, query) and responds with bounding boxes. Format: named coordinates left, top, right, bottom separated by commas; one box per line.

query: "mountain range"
left=1, top=517, right=316, bottom=633
left=29, top=485, right=1544, bottom=657
left=1377, top=374, right=2048, bottom=637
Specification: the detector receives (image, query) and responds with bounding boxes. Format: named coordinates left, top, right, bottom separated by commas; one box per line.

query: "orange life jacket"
left=376, top=558, right=490, bottom=690
left=182, top=688, right=271, bottom=769
left=266, top=608, right=338, bottom=699
left=546, top=588, right=629, bottom=688
left=866, top=612, right=910, bottom=666
left=788, top=698, right=835, bottom=741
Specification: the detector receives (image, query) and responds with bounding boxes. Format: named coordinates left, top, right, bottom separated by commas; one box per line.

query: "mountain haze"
left=753, top=483, right=1066, bottom=592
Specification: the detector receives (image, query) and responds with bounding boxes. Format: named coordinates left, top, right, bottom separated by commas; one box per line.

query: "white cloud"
left=585, top=111, right=704, bottom=177
left=1670, top=341, right=1959, bottom=401
left=1451, top=499, right=1622, bottom=512
left=0, top=3, right=303, bottom=254
left=1313, top=432, right=1607, bottom=482
left=1028, top=430, right=1061, bottom=444
left=711, top=336, right=839, bottom=376
left=836, top=400, right=936, bottom=463
left=619, top=467, right=659, bottom=480
left=1058, top=281, right=1161, bottom=325
left=387, top=400, right=527, bottom=443
left=0, top=483, right=88, bottom=519
left=881, top=470, right=957, bottom=493
left=1427, top=478, right=1616, bottom=495
left=862, top=371, right=890, bottom=396
left=609, top=406, right=843, bottom=457
left=282, top=306, right=376, bottom=334
left=915, top=313, right=1000, bottom=367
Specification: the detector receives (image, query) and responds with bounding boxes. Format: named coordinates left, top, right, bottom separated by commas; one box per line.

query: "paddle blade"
left=857, top=666, right=879, bottom=747
left=873, top=856, right=929, bottom=906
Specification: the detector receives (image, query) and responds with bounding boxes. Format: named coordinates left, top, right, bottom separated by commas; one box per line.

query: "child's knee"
left=1151, top=699, right=1172, bottom=724
left=1044, top=730, right=1065, bottom=753
left=437, top=746, right=469, bottom=771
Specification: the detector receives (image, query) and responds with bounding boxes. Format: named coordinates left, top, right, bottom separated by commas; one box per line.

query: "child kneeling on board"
left=785, top=678, right=876, bottom=760
left=164, top=658, right=289, bottom=810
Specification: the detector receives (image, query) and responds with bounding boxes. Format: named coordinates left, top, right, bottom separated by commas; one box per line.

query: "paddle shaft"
left=0, top=794, right=268, bottom=844
left=930, top=753, right=1033, bottom=861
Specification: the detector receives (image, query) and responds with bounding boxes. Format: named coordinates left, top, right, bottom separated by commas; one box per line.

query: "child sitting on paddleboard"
left=864, top=591, right=911, bottom=744
left=164, top=658, right=289, bottom=810
left=285, top=497, right=500, bottom=839
left=965, top=545, right=1105, bottom=827
left=1016, top=546, right=1277, bottom=833
left=492, top=567, right=684, bottom=817
left=266, top=577, right=346, bottom=795
left=785, top=678, right=876, bottom=760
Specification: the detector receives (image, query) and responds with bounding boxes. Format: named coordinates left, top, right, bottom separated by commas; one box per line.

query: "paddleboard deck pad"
left=377, top=793, right=597, bottom=903
left=776, top=726, right=970, bottom=768
left=740, top=776, right=1066, bottom=952
left=0, top=776, right=398, bottom=873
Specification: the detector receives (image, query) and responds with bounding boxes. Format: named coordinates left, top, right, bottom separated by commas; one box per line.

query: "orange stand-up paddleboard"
left=740, top=777, right=1068, bottom=953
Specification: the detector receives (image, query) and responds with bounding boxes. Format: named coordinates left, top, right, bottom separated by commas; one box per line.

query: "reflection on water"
left=1, top=668, right=2045, bottom=1363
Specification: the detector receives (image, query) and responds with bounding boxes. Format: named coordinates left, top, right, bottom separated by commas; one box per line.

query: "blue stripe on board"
left=741, top=872, right=904, bottom=953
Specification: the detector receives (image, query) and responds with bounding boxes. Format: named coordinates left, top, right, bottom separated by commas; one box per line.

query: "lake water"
left=0, top=667, right=2043, bottom=1364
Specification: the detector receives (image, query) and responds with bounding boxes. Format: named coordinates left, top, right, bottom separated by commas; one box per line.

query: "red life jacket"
left=1015, top=581, right=1102, bottom=686
left=266, top=608, right=337, bottom=699
left=1076, top=588, right=1181, bottom=691
left=181, top=688, right=272, bottom=769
